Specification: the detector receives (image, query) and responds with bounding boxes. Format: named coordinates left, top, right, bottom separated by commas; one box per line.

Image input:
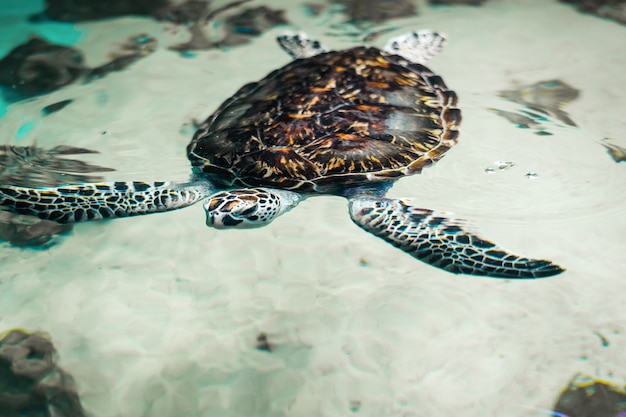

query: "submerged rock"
left=0, top=38, right=84, bottom=97
left=560, top=0, right=626, bottom=25
left=43, top=0, right=169, bottom=21
left=552, top=373, right=626, bottom=417
left=168, top=2, right=288, bottom=52
left=255, top=332, right=273, bottom=352
left=428, top=0, right=487, bottom=4
left=332, top=0, right=418, bottom=24
left=0, top=211, right=72, bottom=247
left=41, top=0, right=252, bottom=23
left=42, top=0, right=408, bottom=28
left=0, top=329, right=87, bottom=417
left=0, top=35, right=156, bottom=99
left=307, top=0, right=416, bottom=42
left=41, top=0, right=287, bottom=46
left=224, top=6, right=288, bottom=37
left=37, top=0, right=287, bottom=53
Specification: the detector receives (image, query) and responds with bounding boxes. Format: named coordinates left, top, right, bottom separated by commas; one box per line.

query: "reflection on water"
left=489, top=79, right=580, bottom=136
left=0, top=143, right=114, bottom=246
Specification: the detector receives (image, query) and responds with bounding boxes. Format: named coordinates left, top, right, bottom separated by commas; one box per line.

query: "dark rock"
left=0, top=211, right=72, bottom=247
left=0, top=329, right=87, bottom=417
left=210, top=6, right=288, bottom=49
left=560, top=0, right=626, bottom=25
left=0, top=38, right=85, bottom=97
left=166, top=0, right=253, bottom=51
left=169, top=2, right=287, bottom=52
left=154, top=0, right=214, bottom=25
left=39, top=0, right=287, bottom=53
left=333, top=0, right=417, bottom=24
left=0, top=35, right=156, bottom=99
left=315, top=0, right=415, bottom=42
left=223, top=6, right=288, bottom=37
left=44, top=0, right=169, bottom=21
left=429, top=0, right=487, bottom=5
left=41, top=99, right=74, bottom=115
left=256, top=332, right=272, bottom=352
left=553, top=373, right=626, bottom=417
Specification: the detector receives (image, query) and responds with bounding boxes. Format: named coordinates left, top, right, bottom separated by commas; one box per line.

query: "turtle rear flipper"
left=0, top=181, right=214, bottom=223
left=349, top=197, right=564, bottom=279
left=277, top=33, right=329, bottom=59
left=384, top=30, right=447, bottom=64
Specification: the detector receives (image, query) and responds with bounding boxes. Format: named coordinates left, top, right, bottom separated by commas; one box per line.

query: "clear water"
left=0, top=0, right=625, bottom=416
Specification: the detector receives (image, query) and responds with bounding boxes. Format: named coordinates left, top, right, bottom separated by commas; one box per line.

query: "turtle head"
left=203, top=188, right=301, bottom=229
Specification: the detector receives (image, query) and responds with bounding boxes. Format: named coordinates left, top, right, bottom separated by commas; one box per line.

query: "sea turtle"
left=0, top=31, right=564, bottom=278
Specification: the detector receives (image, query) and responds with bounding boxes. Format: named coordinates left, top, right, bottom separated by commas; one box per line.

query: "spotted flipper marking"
left=277, top=32, right=329, bottom=60
left=204, top=187, right=301, bottom=229
left=384, top=30, right=447, bottom=64
left=0, top=181, right=214, bottom=223
left=349, top=197, right=564, bottom=278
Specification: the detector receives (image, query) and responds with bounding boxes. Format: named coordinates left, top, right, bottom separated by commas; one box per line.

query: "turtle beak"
left=203, top=199, right=245, bottom=229
left=202, top=195, right=264, bottom=229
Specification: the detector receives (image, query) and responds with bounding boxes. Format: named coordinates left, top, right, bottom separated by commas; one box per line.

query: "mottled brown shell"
left=188, top=46, right=461, bottom=193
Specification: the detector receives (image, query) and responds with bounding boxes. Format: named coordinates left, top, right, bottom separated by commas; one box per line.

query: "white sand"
left=1, top=0, right=625, bottom=416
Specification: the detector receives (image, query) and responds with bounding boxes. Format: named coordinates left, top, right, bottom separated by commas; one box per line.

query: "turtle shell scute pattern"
left=188, top=46, right=461, bottom=192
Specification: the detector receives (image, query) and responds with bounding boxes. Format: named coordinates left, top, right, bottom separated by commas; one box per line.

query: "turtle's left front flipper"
left=349, top=197, right=564, bottom=279
left=0, top=181, right=214, bottom=223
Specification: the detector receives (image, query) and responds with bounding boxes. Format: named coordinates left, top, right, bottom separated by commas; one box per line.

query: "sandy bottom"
left=1, top=0, right=625, bottom=416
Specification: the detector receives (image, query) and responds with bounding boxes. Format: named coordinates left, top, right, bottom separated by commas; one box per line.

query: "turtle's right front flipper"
left=349, top=197, right=564, bottom=279
left=0, top=181, right=214, bottom=223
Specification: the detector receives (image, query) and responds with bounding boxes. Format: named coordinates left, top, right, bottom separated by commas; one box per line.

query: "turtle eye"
left=312, top=41, right=320, bottom=48
left=391, top=41, right=399, bottom=50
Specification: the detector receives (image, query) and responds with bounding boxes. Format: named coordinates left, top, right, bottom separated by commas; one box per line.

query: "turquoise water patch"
left=29, top=23, right=83, bottom=46
left=0, top=0, right=83, bottom=51
left=15, top=121, right=36, bottom=141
